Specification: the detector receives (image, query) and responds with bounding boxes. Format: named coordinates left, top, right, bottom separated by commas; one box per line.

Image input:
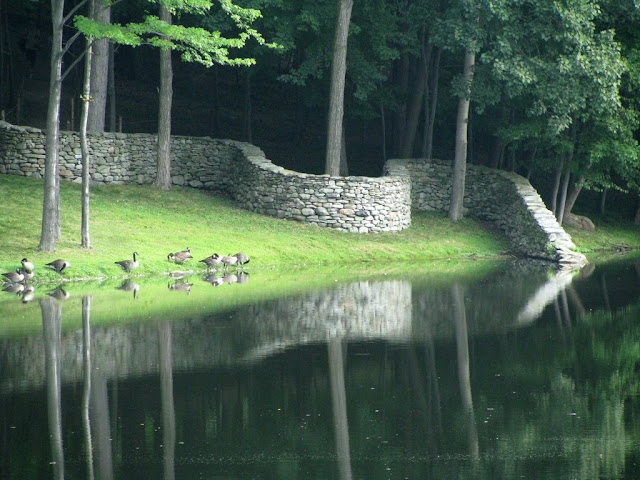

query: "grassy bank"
left=0, top=174, right=511, bottom=282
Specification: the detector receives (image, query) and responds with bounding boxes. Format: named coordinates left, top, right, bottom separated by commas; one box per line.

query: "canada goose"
left=21, top=258, right=35, bottom=273
left=21, top=269, right=34, bottom=281
left=220, top=254, right=238, bottom=271
left=199, top=254, right=222, bottom=270
left=233, top=252, right=250, bottom=269
left=46, top=259, right=70, bottom=273
left=168, top=248, right=193, bottom=263
left=115, top=252, right=139, bottom=272
left=2, top=269, right=25, bottom=283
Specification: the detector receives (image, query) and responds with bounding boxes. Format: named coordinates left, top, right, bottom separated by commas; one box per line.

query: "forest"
left=1, top=0, right=640, bottom=228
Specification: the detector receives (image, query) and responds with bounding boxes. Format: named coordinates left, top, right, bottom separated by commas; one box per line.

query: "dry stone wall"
left=386, top=158, right=587, bottom=266
left=0, top=121, right=587, bottom=264
left=0, top=122, right=411, bottom=233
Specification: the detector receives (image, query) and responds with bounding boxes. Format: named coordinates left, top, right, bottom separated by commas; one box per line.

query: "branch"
left=61, top=48, right=87, bottom=83
left=63, top=0, right=89, bottom=24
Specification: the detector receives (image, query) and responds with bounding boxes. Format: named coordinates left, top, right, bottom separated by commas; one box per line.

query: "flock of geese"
left=1, top=249, right=251, bottom=302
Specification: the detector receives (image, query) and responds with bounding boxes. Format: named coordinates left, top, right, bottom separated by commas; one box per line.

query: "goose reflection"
left=203, top=273, right=224, bottom=287
left=117, top=279, right=140, bottom=300
left=21, top=284, right=35, bottom=303
left=168, top=280, right=192, bottom=294
left=3, top=282, right=25, bottom=294
left=48, top=286, right=70, bottom=301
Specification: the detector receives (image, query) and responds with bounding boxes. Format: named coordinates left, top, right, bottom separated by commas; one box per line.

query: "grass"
left=565, top=213, right=640, bottom=253
left=0, top=174, right=510, bottom=282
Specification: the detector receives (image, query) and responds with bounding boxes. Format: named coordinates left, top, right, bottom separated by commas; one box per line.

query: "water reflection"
left=2, top=257, right=640, bottom=479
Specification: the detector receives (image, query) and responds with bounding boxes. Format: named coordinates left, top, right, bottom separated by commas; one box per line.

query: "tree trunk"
left=557, top=168, right=571, bottom=225
left=156, top=5, right=173, bottom=190
left=87, top=0, right=110, bottom=132
left=400, top=42, right=431, bottom=158
left=599, top=188, right=607, bottom=215
left=339, top=125, right=349, bottom=176
left=635, top=195, right=640, bottom=225
left=108, top=42, right=116, bottom=132
left=38, top=0, right=65, bottom=251
left=563, top=176, right=585, bottom=220
left=392, top=53, right=410, bottom=157
left=324, top=0, right=353, bottom=176
left=242, top=67, right=252, bottom=143
left=80, top=10, right=93, bottom=248
left=550, top=154, right=564, bottom=215
left=422, top=46, right=440, bottom=159
left=448, top=46, right=475, bottom=221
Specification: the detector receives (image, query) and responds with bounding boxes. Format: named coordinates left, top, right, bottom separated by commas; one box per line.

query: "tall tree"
left=448, top=45, right=475, bottom=221
left=156, top=3, right=173, bottom=190
left=80, top=0, right=94, bottom=247
left=87, top=0, right=110, bottom=132
left=325, top=0, right=354, bottom=176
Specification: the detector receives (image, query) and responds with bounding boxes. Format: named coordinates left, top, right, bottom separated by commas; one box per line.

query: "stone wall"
left=0, top=121, right=586, bottom=263
left=0, top=122, right=411, bottom=233
left=386, top=158, right=587, bottom=265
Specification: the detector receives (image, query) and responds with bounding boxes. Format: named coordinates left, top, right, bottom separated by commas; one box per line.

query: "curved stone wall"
left=0, top=122, right=411, bottom=233
left=386, top=158, right=587, bottom=265
left=0, top=121, right=586, bottom=264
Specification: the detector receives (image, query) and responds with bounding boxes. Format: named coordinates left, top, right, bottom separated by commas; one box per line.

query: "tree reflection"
left=328, top=335, right=352, bottom=480
left=159, top=322, right=176, bottom=480
left=82, top=296, right=95, bottom=480
left=40, top=296, right=65, bottom=480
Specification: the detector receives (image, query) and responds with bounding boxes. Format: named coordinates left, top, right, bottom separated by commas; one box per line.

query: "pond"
left=1, top=255, right=640, bottom=480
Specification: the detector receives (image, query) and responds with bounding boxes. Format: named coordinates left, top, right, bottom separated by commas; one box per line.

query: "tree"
left=87, top=0, right=111, bottom=132
left=80, top=0, right=94, bottom=248
left=325, top=0, right=354, bottom=176
left=156, top=3, right=173, bottom=190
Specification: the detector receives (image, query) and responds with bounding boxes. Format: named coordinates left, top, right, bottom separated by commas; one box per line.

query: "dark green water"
left=1, top=256, right=640, bottom=480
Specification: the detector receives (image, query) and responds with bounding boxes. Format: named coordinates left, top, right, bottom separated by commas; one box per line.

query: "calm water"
left=1, top=256, right=640, bottom=480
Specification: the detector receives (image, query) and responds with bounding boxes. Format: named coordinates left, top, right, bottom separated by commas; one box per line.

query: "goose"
left=46, top=259, right=70, bottom=273
left=2, top=269, right=25, bottom=283
left=168, top=248, right=193, bottom=263
left=21, top=269, right=34, bottom=281
left=21, top=258, right=35, bottom=273
left=199, top=254, right=222, bottom=270
left=220, top=254, right=238, bottom=271
left=203, top=273, right=224, bottom=287
left=233, top=252, right=250, bottom=269
left=115, top=252, right=139, bottom=272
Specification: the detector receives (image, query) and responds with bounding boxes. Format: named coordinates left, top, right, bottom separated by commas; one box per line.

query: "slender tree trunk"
left=599, top=188, right=607, bottom=215
left=422, top=46, right=440, bottom=159
left=324, top=0, right=353, bottom=176
left=448, top=46, right=475, bottom=221
left=108, top=42, right=116, bottom=132
left=380, top=102, right=387, bottom=162
left=400, top=42, right=431, bottom=158
left=87, top=0, right=110, bottom=132
left=156, top=5, right=173, bottom=190
left=39, top=0, right=65, bottom=251
left=550, top=154, right=564, bottom=215
left=557, top=168, right=571, bottom=225
left=242, top=67, right=252, bottom=143
left=563, top=176, right=585, bottom=219
left=80, top=16, right=93, bottom=248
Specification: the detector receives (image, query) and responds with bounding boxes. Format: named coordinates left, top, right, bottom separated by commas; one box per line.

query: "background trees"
left=1, top=0, right=639, bottom=228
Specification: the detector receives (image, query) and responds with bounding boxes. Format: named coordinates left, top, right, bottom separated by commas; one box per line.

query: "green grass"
left=566, top=214, right=640, bottom=253
left=0, top=174, right=510, bottom=282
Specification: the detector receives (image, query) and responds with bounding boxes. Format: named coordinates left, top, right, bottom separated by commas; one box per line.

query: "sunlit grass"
left=0, top=174, right=510, bottom=282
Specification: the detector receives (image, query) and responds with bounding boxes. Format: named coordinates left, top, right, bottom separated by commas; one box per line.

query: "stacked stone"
left=387, top=157, right=587, bottom=266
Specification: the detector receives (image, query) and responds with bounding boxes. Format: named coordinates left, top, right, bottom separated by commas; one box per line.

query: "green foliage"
left=74, top=0, right=278, bottom=67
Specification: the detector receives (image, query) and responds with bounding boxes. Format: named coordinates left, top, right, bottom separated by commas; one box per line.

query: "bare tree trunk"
left=563, top=176, right=585, bottom=219
left=400, top=41, right=431, bottom=158
left=550, top=154, right=564, bottom=215
left=80, top=12, right=93, bottom=248
left=108, top=42, right=116, bottom=132
left=392, top=53, right=409, bottom=157
left=324, top=0, right=353, bottom=176
left=557, top=168, right=571, bottom=225
left=87, top=0, right=110, bottom=132
left=599, top=188, right=607, bottom=215
left=448, top=46, right=475, bottom=221
left=156, top=6, right=173, bottom=190
left=422, top=46, right=440, bottom=159
left=242, top=67, right=252, bottom=143
left=339, top=125, right=349, bottom=176
left=39, top=0, right=65, bottom=251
